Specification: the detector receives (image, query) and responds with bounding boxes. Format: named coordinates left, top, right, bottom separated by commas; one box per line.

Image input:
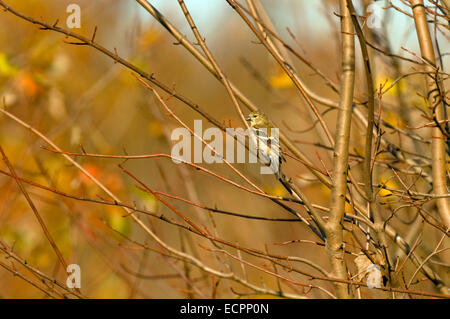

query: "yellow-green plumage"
left=245, top=111, right=284, bottom=178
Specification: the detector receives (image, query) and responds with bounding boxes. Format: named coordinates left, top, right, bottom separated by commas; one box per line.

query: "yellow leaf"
left=377, top=173, right=398, bottom=198
left=344, top=201, right=353, bottom=214
left=0, top=52, right=19, bottom=77
left=130, top=187, right=159, bottom=211
left=270, top=71, right=293, bottom=89
left=383, top=111, right=405, bottom=128
left=106, top=208, right=131, bottom=236
left=148, top=120, right=164, bottom=138
left=319, top=184, right=331, bottom=197
left=35, top=251, right=52, bottom=268
left=263, top=184, right=286, bottom=197
left=93, top=275, right=128, bottom=298
left=139, top=29, right=161, bottom=49
left=376, top=76, right=401, bottom=97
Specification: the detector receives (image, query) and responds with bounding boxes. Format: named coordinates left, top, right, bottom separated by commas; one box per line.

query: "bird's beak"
left=245, top=116, right=250, bottom=121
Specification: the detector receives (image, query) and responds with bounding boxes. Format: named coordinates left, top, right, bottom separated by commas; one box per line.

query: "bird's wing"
left=251, top=128, right=283, bottom=166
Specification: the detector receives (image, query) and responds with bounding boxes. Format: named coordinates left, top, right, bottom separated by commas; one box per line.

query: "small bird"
left=245, top=110, right=285, bottom=180
left=246, top=111, right=330, bottom=240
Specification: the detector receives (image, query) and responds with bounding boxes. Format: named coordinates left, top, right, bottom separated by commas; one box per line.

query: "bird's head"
left=245, top=111, right=270, bottom=129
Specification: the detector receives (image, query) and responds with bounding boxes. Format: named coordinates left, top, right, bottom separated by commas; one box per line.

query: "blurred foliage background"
left=0, top=0, right=448, bottom=298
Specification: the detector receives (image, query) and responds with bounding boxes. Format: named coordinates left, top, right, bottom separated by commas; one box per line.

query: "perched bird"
left=247, top=111, right=323, bottom=237
left=245, top=111, right=285, bottom=180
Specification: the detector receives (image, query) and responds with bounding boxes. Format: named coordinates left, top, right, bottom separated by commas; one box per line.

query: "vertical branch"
left=347, top=0, right=394, bottom=294
left=410, top=0, right=450, bottom=228
left=346, top=0, right=375, bottom=207
left=324, top=0, right=355, bottom=299
left=347, top=3, right=374, bottom=204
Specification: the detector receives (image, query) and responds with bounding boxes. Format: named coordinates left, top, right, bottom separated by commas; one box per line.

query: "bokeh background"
left=0, top=0, right=448, bottom=298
